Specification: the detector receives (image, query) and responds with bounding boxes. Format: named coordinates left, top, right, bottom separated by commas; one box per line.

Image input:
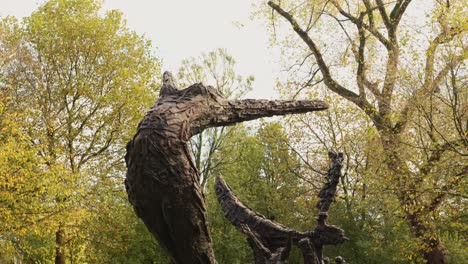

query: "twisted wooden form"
left=215, top=151, right=348, bottom=263
left=125, top=73, right=328, bottom=264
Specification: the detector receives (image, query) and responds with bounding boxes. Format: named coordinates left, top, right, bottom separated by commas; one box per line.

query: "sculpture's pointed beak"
left=210, top=99, right=328, bottom=126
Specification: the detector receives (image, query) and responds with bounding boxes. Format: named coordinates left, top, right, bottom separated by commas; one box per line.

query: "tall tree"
left=280, top=93, right=420, bottom=263
left=1, top=0, right=160, bottom=262
left=262, top=1, right=467, bottom=263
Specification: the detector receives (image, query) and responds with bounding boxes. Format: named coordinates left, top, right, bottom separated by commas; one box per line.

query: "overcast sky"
left=1, top=0, right=279, bottom=98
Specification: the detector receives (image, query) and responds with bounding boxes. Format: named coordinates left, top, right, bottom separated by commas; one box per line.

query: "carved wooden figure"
left=124, top=72, right=328, bottom=264
left=214, top=151, right=348, bottom=264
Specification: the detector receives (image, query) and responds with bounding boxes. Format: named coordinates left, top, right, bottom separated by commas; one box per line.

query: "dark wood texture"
left=125, top=73, right=328, bottom=264
left=215, top=151, right=348, bottom=263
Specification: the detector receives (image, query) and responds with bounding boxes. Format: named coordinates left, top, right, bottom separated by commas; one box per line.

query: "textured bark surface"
left=54, top=227, right=65, bottom=264
left=125, top=73, right=328, bottom=264
left=214, top=151, right=348, bottom=264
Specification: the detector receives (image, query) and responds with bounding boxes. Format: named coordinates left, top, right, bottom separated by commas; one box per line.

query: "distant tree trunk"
left=125, top=74, right=328, bottom=263
left=55, top=225, right=65, bottom=264
left=381, top=132, right=449, bottom=264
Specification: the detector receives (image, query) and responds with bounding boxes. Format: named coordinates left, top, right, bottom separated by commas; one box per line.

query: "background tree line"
left=0, top=0, right=466, bottom=263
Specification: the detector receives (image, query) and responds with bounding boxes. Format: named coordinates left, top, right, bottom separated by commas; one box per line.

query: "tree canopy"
left=1, top=0, right=162, bottom=262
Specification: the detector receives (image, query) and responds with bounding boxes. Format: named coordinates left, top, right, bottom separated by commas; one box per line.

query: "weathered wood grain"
left=125, top=75, right=328, bottom=264
left=214, top=151, right=348, bottom=264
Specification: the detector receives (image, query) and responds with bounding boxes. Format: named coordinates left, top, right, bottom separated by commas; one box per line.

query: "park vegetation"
left=1, top=0, right=466, bottom=263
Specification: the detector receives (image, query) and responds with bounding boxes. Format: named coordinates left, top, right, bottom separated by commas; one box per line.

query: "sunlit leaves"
left=256, top=0, right=467, bottom=262
left=1, top=0, right=161, bottom=262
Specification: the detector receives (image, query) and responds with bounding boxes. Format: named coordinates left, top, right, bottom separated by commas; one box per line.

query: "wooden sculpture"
left=215, top=151, right=348, bottom=264
left=124, top=72, right=328, bottom=263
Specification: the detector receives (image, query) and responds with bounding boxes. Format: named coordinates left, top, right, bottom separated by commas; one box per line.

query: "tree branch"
left=331, top=0, right=392, bottom=49
left=329, top=2, right=382, bottom=99
left=355, top=14, right=370, bottom=100
left=396, top=52, right=465, bottom=133
left=362, top=0, right=375, bottom=28
left=375, top=0, right=392, bottom=32
left=268, top=1, right=383, bottom=129
left=390, top=0, right=412, bottom=27
left=420, top=139, right=466, bottom=176
left=268, top=1, right=355, bottom=99
left=424, top=28, right=460, bottom=89
left=425, top=165, right=467, bottom=213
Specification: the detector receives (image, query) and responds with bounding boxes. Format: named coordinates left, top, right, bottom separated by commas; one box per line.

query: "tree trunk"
left=381, top=132, right=448, bottom=264
left=423, top=241, right=448, bottom=264
left=54, top=226, right=65, bottom=264
left=406, top=212, right=448, bottom=264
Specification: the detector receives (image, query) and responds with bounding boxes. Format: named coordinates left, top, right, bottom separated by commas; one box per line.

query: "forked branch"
left=267, top=1, right=382, bottom=129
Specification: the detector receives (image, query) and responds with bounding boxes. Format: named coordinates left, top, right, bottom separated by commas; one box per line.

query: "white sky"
left=1, top=0, right=279, bottom=98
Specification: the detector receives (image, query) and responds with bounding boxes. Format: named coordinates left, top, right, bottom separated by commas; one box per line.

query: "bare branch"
left=329, top=3, right=382, bottom=99
left=396, top=53, right=465, bottom=133
left=268, top=1, right=355, bottom=99
left=420, top=139, right=466, bottom=176
left=390, top=0, right=413, bottom=27
left=425, top=165, right=467, bottom=213
left=330, top=0, right=392, bottom=49
left=268, top=1, right=383, bottom=129
left=362, top=0, right=375, bottom=28
left=356, top=15, right=368, bottom=99
left=375, top=0, right=392, bottom=32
